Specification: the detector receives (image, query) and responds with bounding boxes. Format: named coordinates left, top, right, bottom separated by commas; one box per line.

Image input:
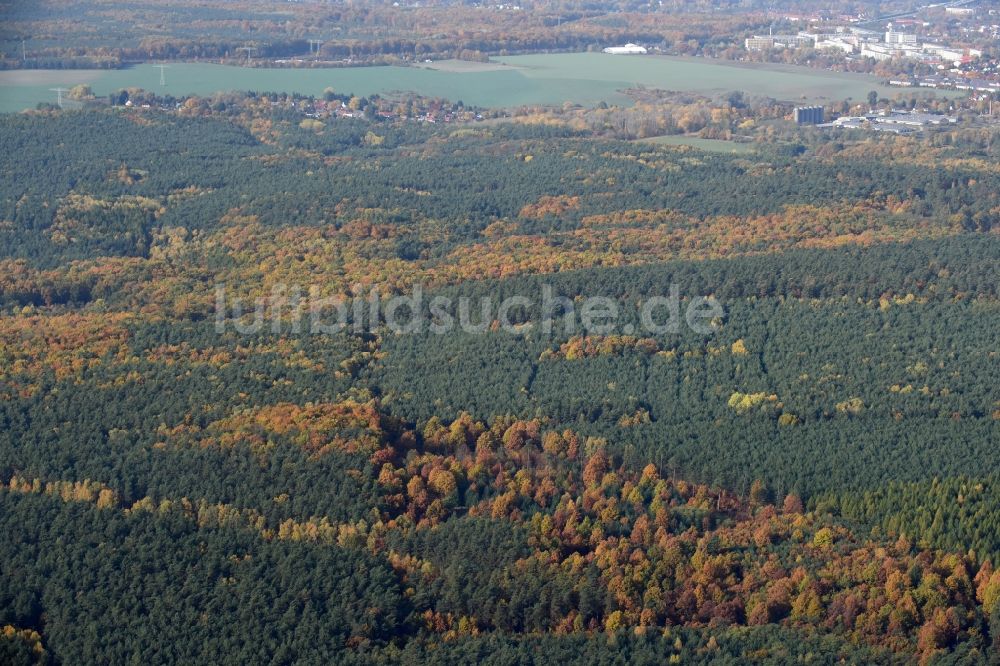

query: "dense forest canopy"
left=1, top=87, right=999, bottom=665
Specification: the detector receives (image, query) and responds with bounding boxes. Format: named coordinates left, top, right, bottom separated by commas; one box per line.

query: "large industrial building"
left=820, top=110, right=958, bottom=134
left=602, top=44, right=647, bottom=55
left=744, top=34, right=813, bottom=50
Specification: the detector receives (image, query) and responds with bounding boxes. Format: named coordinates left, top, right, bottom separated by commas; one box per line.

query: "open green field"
left=0, top=53, right=951, bottom=113
left=637, top=134, right=758, bottom=153
left=497, top=53, right=911, bottom=103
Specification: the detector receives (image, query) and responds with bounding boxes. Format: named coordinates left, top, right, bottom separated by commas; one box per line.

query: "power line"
left=236, top=46, right=256, bottom=66
left=49, top=87, right=68, bottom=108
left=154, top=64, right=170, bottom=86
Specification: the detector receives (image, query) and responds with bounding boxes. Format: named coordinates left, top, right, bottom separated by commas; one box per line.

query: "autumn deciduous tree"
left=583, top=450, right=610, bottom=488
left=749, top=479, right=769, bottom=508
left=782, top=493, right=803, bottom=514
